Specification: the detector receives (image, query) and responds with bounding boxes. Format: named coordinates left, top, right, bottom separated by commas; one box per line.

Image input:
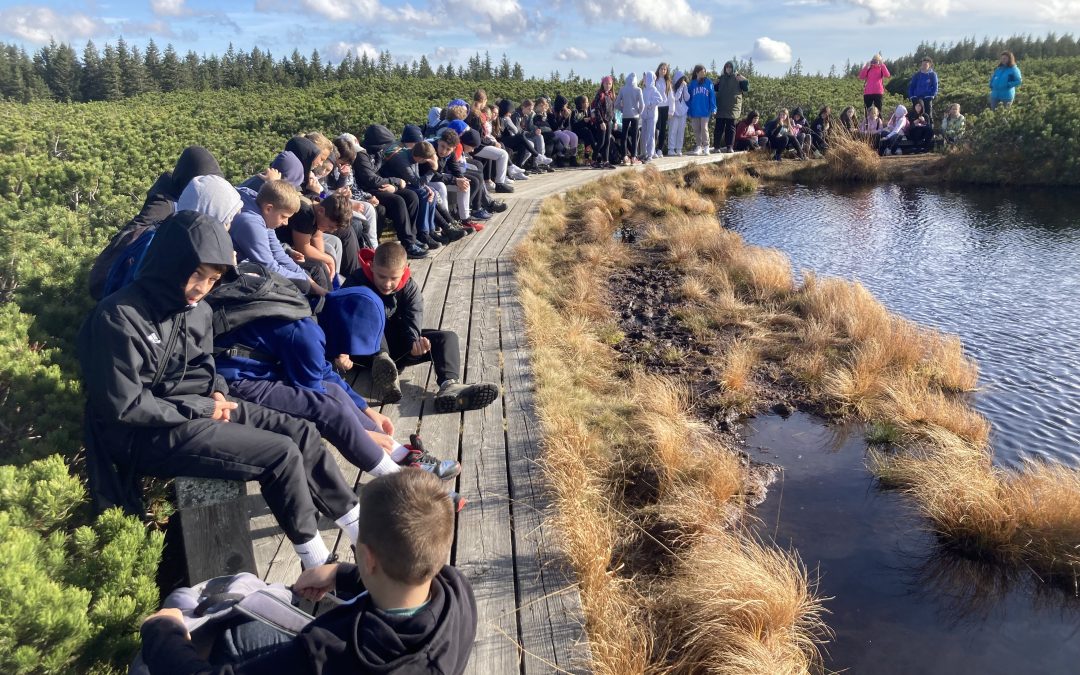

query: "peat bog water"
left=720, top=185, right=1080, bottom=672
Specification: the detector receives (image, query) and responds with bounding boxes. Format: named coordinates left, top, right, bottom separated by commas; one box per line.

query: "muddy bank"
left=745, top=152, right=946, bottom=185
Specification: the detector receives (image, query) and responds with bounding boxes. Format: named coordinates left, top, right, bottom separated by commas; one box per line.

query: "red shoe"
left=462, top=220, right=484, bottom=232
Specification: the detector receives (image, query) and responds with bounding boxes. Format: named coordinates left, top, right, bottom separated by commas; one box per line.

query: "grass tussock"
left=820, top=133, right=884, bottom=182
left=518, top=164, right=826, bottom=673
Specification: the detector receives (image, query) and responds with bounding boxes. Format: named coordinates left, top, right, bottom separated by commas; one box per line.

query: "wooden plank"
left=180, top=500, right=258, bottom=583
left=456, top=258, right=520, bottom=675
left=494, top=199, right=542, bottom=262
left=448, top=199, right=519, bottom=261
left=475, top=199, right=529, bottom=261
left=498, top=258, right=592, bottom=674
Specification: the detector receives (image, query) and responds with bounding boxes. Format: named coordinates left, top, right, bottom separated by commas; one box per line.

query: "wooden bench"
left=173, top=476, right=257, bottom=584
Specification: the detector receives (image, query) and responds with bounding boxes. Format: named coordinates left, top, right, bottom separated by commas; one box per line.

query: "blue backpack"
left=101, top=225, right=158, bottom=298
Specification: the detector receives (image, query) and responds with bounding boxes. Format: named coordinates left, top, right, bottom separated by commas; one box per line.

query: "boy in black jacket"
left=343, top=242, right=499, bottom=411
left=140, top=470, right=477, bottom=675
left=79, top=211, right=361, bottom=569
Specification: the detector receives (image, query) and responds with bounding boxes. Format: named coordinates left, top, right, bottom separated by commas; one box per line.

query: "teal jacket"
left=989, top=65, right=1022, bottom=101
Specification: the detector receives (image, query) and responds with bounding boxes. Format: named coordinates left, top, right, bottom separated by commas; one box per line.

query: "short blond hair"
left=445, top=105, right=468, bottom=121
left=304, top=131, right=333, bottom=155
left=256, top=179, right=300, bottom=213
left=357, top=471, right=455, bottom=585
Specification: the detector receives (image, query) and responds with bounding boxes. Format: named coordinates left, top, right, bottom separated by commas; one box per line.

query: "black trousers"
left=656, top=106, right=669, bottom=154
left=385, top=327, right=461, bottom=384
left=331, top=225, right=360, bottom=279
left=863, top=94, right=883, bottom=114
left=130, top=400, right=356, bottom=544
left=299, top=260, right=331, bottom=293
left=375, top=191, right=418, bottom=247
left=713, top=118, right=736, bottom=149
left=595, top=121, right=613, bottom=163
left=910, top=97, right=934, bottom=125
left=620, top=117, right=640, bottom=160
left=572, top=121, right=596, bottom=150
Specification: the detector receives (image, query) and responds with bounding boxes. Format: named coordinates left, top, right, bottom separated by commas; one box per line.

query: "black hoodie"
left=78, top=211, right=236, bottom=513
left=88, top=147, right=223, bottom=299
left=285, top=136, right=321, bottom=180
left=140, top=564, right=478, bottom=675
left=352, top=125, right=397, bottom=192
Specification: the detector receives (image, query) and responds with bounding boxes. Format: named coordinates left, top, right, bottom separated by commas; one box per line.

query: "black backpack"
left=205, top=262, right=314, bottom=338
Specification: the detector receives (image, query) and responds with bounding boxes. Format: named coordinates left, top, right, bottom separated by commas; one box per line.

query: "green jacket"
left=713, top=72, right=749, bottom=119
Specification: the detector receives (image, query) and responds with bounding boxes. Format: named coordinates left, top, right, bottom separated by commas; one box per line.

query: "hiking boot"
left=441, top=223, right=466, bottom=242
left=429, top=229, right=449, bottom=244
left=405, top=244, right=429, bottom=259
left=423, top=234, right=442, bottom=249
left=372, top=351, right=402, bottom=404
left=400, top=434, right=462, bottom=480
left=495, top=182, right=515, bottom=193
left=487, top=200, right=508, bottom=213
left=434, top=379, right=500, bottom=413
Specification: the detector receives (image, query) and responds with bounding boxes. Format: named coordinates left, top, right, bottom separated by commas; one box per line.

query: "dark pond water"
left=720, top=184, right=1080, bottom=468
left=747, top=412, right=1080, bottom=674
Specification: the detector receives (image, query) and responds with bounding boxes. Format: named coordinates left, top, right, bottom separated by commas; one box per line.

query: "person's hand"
left=289, top=249, right=306, bottom=263
left=337, top=186, right=351, bottom=197
left=455, top=177, right=469, bottom=191
left=325, top=258, right=336, bottom=280
left=394, top=177, right=407, bottom=189
left=365, top=407, right=395, bottom=435
left=211, top=392, right=237, bottom=422
left=339, top=164, right=352, bottom=176
left=294, top=563, right=338, bottom=602
left=425, top=187, right=435, bottom=203
left=736, top=74, right=747, bottom=82
left=410, top=337, right=431, bottom=357
left=368, top=196, right=379, bottom=206
left=305, top=174, right=321, bottom=194
left=143, top=607, right=188, bottom=637
left=600, top=122, right=607, bottom=131
left=378, top=183, right=396, bottom=193
left=367, top=430, right=396, bottom=452
left=309, top=279, right=328, bottom=296
left=335, top=354, right=354, bottom=371
left=263, top=167, right=282, bottom=182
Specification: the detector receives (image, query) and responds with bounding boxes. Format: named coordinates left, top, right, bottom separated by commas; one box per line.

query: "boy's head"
left=520, top=99, right=534, bottom=113
left=305, top=131, right=334, bottom=165
left=332, top=137, right=357, bottom=167
left=446, top=104, right=468, bottom=121
left=184, top=262, right=227, bottom=306
left=356, top=471, right=455, bottom=586
left=256, top=179, right=301, bottom=229
left=314, top=192, right=351, bottom=232
left=370, top=242, right=408, bottom=294
left=436, top=129, right=459, bottom=158
left=412, top=140, right=437, bottom=164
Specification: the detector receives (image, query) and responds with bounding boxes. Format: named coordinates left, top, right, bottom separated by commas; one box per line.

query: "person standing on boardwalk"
left=655, top=62, right=673, bottom=156
left=640, top=70, right=665, bottom=161
left=614, top=71, right=644, bottom=164
left=859, top=54, right=891, bottom=116
left=712, top=61, right=749, bottom=153
left=590, top=76, right=617, bottom=168
left=687, top=64, right=717, bottom=155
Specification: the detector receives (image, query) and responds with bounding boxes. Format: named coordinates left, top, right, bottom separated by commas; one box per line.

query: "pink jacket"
left=858, top=63, right=891, bottom=95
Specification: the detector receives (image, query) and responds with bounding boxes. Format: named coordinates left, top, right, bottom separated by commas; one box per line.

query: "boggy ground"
left=516, top=159, right=1080, bottom=675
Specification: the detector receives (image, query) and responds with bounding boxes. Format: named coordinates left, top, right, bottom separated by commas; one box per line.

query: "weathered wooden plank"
left=499, top=258, right=591, bottom=674
left=495, top=199, right=543, bottom=262
left=457, top=258, right=520, bottom=675
left=452, top=198, right=525, bottom=261
left=475, top=199, right=529, bottom=261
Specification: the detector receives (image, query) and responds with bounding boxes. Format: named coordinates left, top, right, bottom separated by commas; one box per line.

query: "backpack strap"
left=150, top=316, right=184, bottom=391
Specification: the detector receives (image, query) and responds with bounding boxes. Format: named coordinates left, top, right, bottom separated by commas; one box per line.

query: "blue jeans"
left=210, top=618, right=294, bottom=664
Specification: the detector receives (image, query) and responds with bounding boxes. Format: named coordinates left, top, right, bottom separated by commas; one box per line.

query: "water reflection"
left=748, top=412, right=1080, bottom=674
left=722, top=184, right=1080, bottom=467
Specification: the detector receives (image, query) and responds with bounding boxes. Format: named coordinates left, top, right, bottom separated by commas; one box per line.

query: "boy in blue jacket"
left=907, top=57, right=939, bottom=124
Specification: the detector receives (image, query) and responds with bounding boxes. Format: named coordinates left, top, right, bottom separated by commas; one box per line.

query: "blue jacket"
left=229, top=187, right=308, bottom=283
left=215, top=316, right=368, bottom=410
left=687, top=78, right=717, bottom=118
left=907, top=71, right=938, bottom=99
left=989, top=65, right=1022, bottom=101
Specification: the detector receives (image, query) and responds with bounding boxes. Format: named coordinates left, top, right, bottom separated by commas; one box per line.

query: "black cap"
left=459, top=129, right=482, bottom=149
left=401, top=124, right=424, bottom=144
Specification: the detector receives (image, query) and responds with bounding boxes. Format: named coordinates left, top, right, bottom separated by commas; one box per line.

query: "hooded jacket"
left=285, top=137, right=321, bottom=181
left=177, top=176, right=243, bottom=230
left=344, top=249, right=422, bottom=346
left=687, top=75, right=717, bottom=118
left=907, top=69, right=939, bottom=100
left=989, top=64, right=1022, bottom=101
left=858, top=62, right=891, bottom=95
left=237, top=151, right=305, bottom=193
left=669, top=74, right=689, bottom=116
left=641, top=71, right=665, bottom=110
left=713, top=64, right=749, bottom=119
left=884, top=105, right=909, bottom=138
left=614, top=72, right=644, bottom=119
left=229, top=187, right=309, bottom=283
left=78, top=211, right=236, bottom=513
left=352, top=125, right=397, bottom=192
left=591, top=77, right=616, bottom=122
left=140, top=564, right=478, bottom=675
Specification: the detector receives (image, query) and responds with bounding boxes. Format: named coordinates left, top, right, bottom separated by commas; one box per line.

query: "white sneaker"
left=537, top=154, right=553, bottom=165
left=895, top=148, right=903, bottom=155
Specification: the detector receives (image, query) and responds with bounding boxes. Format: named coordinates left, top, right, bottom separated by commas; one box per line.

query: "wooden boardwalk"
left=246, top=152, right=736, bottom=674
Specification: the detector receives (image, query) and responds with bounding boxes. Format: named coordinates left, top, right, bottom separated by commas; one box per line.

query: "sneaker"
left=429, top=229, right=448, bottom=244
left=401, top=434, right=462, bottom=480
left=405, top=244, right=429, bottom=260
left=441, top=223, right=466, bottom=242
left=462, top=220, right=484, bottom=231
left=495, top=182, right=515, bottom=193
left=423, top=234, right=441, bottom=249
left=434, top=379, right=500, bottom=413
left=485, top=180, right=496, bottom=191
left=449, top=491, right=467, bottom=512
left=895, top=148, right=903, bottom=155
left=487, top=200, right=508, bottom=213
left=472, top=208, right=493, bottom=220
left=568, top=156, right=580, bottom=167
left=371, top=351, right=402, bottom=404
left=536, top=154, right=553, bottom=165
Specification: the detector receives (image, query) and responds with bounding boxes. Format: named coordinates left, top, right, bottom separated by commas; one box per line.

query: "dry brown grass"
left=820, top=132, right=884, bottom=182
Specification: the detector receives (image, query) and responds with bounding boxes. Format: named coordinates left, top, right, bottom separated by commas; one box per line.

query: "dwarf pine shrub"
left=0, top=455, right=163, bottom=674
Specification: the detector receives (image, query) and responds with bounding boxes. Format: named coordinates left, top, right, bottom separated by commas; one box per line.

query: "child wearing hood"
left=590, top=76, right=617, bottom=168
left=687, top=65, right=717, bottom=155
left=667, top=70, right=690, bottom=156
left=344, top=243, right=501, bottom=411
left=640, top=70, right=665, bottom=161
left=941, top=103, right=965, bottom=145
left=880, top=104, right=909, bottom=155
left=79, top=211, right=362, bottom=571
left=548, top=94, right=580, bottom=167
left=139, top=470, right=477, bottom=675
left=712, top=61, right=749, bottom=153
left=614, top=72, right=644, bottom=164
left=571, top=95, right=597, bottom=162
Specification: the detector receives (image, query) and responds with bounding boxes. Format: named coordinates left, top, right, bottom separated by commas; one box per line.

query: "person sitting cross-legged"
left=343, top=242, right=499, bottom=411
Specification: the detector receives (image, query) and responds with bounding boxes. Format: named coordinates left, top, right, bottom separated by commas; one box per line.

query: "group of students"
left=78, top=131, right=523, bottom=670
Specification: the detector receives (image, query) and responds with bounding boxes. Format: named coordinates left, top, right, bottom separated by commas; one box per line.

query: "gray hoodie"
left=614, top=72, right=644, bottom=119
left=176, top=175, right=243, bottom=230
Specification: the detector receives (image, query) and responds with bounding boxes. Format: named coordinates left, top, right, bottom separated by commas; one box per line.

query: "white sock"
left=335, top=504, right=362, bottom=546
left=294, top=536, right=331, bottom=569
left=370, top=451, right=403, bottom=477
left=389, top=441, right=410, bottom=463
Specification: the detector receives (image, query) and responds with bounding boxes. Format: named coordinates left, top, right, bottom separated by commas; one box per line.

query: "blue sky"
left=1, top=0, right=1078, bottom=78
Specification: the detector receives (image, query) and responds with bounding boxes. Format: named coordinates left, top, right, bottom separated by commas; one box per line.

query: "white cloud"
left=429, top=46, right=460, bottom=59
left=833, top=0, right=949, bottom=22
left=612, top=37, right=665, bottom=57
left=750, top=37, right=793, bottom=63
left=328, top=41, right=380, bottom=61
left=577, top=0, right=711, bottom=37
left=556, top=47, right=588, bottom=61
left=1037, top=0, right=1080, bottom=21
left=150, top=0, right=190, bottom=17
left=299, top=0, right=424, bottom=23
left=436, top=0, right=529, bottom=36
left=0, top=6, right=104, bottom=44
